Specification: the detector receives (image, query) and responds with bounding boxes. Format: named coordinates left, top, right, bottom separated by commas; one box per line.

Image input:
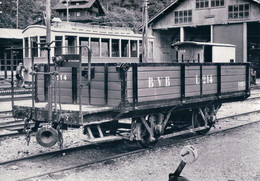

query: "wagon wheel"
left=136, top=117, right=158, bottom=148
left=192, top=109, right=211, bottom=135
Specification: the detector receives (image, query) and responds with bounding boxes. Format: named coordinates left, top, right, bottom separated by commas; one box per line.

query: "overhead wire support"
left=16, top=0, right=19, bottom=29
left=67, top=0, right=70, bottom=22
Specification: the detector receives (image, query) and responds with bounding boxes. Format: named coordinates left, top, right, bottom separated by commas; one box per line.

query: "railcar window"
left=55, top=36, right=63, bottom=55
left=130, top=40, right=137, bottom=57
left=40, top=36, right=47, bottom=57
left=24, top=38, right=29, bottom=58
left=91, top=38, right=100, bottom=57
left=80, top=37, right=89, bottom=56
left=65, top=36, right=77, bottom=54
left=101, top=39, right=109, bottom=57
left=112, top=39, right=119, bottom=57
left=30, top=37, right=38, bottom=57
left=121, top=40, right=129, bottom=57
left=139, top=40, right=143, bottom=59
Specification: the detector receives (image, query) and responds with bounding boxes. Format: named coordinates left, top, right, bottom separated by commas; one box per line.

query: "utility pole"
left=0, top=0, right=2, bottom=27
left=46, top=0, right=51, bottom=53
left=66, top=0, right=69, bottom=22
left=16, top=0, right=19, bottom=29
left=46, top=0, right=52, bottom=122
left=142, top=0, right=148, bottom=63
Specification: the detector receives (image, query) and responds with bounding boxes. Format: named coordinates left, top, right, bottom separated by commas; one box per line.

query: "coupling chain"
left=57, top=125, right=63, bottom=149
left=23, top=114, right=32, bottom=146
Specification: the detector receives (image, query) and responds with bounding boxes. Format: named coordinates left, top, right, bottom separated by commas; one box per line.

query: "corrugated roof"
left=0, top=28, right=23, bottom=39
left=53, top=0, right=96, bottom=10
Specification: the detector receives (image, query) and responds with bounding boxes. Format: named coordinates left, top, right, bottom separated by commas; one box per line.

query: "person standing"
left=16, top=62, right=25, bottom=88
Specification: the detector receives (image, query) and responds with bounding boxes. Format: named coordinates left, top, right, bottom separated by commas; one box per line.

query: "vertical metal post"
left=4, top=50, right=7, bottom=79
left=133, top=63, right=138, bottom=108
left=31, top=45, right=35, bottom=109
left=88, top=48, right=92, bottom=105
left=142, top=0, right=148, bottom=63
left=11, top=49, right=14, bottom=109
left=181, top=64, right=186, bottom=103
left=200, top=65, right=203, bottom=98
left=79, top=48, right=83, bottom=125
left=217, top=64, right=221, bottom=98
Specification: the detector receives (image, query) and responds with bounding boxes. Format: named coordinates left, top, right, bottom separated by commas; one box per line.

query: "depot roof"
left=149, top=0, right=260, bottom=25
left=172, top=41, right=236, bottom=47
left=0, top=28, right=23, bottom=39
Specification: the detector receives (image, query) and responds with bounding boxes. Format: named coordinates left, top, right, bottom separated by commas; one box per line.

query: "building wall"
left=152, top=0, right=260, bottom=29
left=149, top=0, right=260, bottom=63
left=213, top=23, right=244, bottom=62
left=153, top=29, right=179, bottom=62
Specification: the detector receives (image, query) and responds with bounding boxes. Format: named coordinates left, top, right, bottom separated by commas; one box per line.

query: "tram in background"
left=22, top=21, right=154, bottom=83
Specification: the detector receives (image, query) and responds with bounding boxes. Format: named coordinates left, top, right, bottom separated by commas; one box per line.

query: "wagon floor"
left=14, top=100, right=114, bottom=114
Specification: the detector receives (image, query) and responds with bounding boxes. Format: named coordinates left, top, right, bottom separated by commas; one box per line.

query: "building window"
left=228, top=4, right=249, bottom=19
left=175, top=10, right=192, bottom=24
left=76, top=11, right=81, bottom=17
left=196, top=0, right=209, bottom=9
left=211, top=0, right=224, bottom=7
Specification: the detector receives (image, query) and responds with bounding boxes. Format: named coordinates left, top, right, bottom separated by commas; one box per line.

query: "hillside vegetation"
left=0, top=0, right=172, bottom=31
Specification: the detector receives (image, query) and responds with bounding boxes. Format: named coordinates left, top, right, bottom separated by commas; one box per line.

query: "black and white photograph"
left=0, top=0, right=260, bottom=180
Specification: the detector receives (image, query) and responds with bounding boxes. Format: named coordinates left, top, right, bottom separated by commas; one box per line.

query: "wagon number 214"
left=196, top=75, right=213, bottom=84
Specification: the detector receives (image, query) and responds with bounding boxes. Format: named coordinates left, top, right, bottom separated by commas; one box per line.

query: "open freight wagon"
left=13, top=55, right=251, bottom=148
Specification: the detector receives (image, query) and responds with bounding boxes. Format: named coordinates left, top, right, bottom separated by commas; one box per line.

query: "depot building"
left=147, top=0, right=260, bottom=76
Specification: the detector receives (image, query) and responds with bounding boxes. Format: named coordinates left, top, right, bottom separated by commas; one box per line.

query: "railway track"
left=0, top=109, right=259, bottom=177
left=17, top=110, right=260, bottom=181
left=0, top=95, right=32, bottom=102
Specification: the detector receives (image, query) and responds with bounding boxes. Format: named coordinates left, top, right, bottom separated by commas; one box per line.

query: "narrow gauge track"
left=18, top=111, right=260, bottom=181
left=1, top=109, right=259, bottom=168
left=0, top=95, right=259, bottom=139
left=0, top=95, right=32, bottom=102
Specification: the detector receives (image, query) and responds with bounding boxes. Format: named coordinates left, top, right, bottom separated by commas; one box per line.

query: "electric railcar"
left=22, top=21, right=154, bottom=84
left=12, top=42, right=251, bottom=148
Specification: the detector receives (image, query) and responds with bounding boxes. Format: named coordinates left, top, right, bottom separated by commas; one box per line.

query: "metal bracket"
left=140, top=116, right=154, bottom=138
left=198, top=107, right=207, bottom=125
left=82, top=67, right=95, bottom=79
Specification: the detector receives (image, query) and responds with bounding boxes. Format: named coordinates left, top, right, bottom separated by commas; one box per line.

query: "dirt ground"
left=28, top=121, right=259, bottom=181
left=0, top=89, right=260, bottom=181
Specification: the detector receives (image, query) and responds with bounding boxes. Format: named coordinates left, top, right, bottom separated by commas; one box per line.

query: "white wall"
left=212, top=46, right=236, bottom=63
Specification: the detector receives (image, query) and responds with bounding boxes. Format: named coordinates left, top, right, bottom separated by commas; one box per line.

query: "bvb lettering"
left=148, top=77, right=171, bottom=88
